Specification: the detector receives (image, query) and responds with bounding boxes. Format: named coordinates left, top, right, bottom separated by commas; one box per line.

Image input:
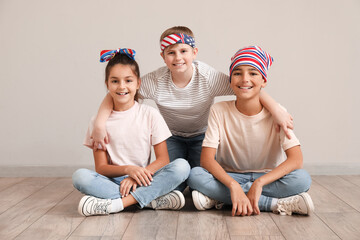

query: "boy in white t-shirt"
left=187, top=46, right=314, bottom=216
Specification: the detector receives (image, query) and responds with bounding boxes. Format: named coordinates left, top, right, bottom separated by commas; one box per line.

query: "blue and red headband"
left=160, top=34, right=196, bottom=51
left=100, top=48, right=136, bottom=62
left=229, top=46, right=273, bottom=82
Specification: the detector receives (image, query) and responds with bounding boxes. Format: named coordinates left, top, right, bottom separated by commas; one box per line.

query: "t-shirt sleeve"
left=139, top=71, right=157, bottom=99
left=202, top=105, right=221, bottom=149
left=83, top=117, right=95, bottom=149
left=206, top=65, right=233, bottom=97
left=280, top=129, right=300, bottom=151
left=150, top=108, right=172, bottom=145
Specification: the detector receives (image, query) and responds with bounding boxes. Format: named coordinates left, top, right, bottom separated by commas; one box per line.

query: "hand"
left=229, top=183, right=253, bottom=216
left=246, top=180, right=263, bottom=215
left=91, top=126, right=109, bottom=151
left=120, top=177, right=138, bottom=197
left=126, top=166, right=154, bottom=187
left=273, top=108, right=294, bottom=139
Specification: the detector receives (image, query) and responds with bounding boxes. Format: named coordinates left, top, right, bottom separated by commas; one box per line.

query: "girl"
left=72, top=49, right=190, bottom=216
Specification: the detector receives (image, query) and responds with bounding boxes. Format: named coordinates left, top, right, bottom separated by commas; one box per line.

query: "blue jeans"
left=166, top=134, right=205, bottom=168
left=187, top=167, right=312, bottom=211
left=166, top=134, right=204, bottom=191
left=72, top=158, right=190, bottom=208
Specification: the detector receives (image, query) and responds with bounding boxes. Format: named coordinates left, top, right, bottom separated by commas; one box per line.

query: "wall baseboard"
left=0, top=163, right=359, bottom=177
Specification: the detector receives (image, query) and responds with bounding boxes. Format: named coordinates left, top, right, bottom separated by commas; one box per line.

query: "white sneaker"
left=192, top=190, right=217, bottom=210
left=151, top=190, right=185, bottom=210
left=275, top=192, right=314, bottom=216
left=78, top=195, right=112, bottom=217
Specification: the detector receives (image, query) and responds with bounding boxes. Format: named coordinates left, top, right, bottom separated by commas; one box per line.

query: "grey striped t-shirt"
left=139, top=61, right=233, bottom=137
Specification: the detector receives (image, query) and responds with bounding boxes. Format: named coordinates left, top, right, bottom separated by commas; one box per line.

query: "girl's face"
left=107, top=64, right=140, bottom=111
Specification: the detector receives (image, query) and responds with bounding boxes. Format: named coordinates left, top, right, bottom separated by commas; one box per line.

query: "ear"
left=261, top=79, right=267, bottom=88
left=193, top=47, right=198, bottom=58
left=137, top=77, right=141, bottom=90
left=160, top=51, right=165, bottom=60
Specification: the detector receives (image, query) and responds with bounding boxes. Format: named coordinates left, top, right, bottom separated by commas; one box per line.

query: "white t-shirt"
left=139, top=61, right=233, bottom=137
left=84, top=102, right=172, bottom=167
left=203, top=101, right=300, bottom=173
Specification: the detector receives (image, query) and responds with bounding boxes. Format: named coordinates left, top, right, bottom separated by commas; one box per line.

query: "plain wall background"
left=1, top=0, right=359, bottom=176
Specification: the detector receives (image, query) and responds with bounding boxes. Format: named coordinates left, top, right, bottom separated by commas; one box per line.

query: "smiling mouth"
left=238, top=86, right=253, bottom=89
left=173, top=63, right=184, bottom=66
left=116, top=92, right=129, bottom=95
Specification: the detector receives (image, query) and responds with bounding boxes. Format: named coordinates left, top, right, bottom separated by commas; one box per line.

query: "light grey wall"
left=1, top=0, right=359, bottom=176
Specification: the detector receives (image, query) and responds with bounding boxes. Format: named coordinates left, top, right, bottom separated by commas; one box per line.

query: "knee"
left=279, top=169, right=312, bottom=196
left=72, top=168, right=94, bottom=191
left=293, top=169, right=312, bottom=191
left=187, top=167, right=207, bottom=189
left=169, top=158, right=191, bottom=181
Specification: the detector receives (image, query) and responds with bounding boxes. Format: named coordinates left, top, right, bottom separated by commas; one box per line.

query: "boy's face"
left=160, top=43, right=198, bottom=75
left=230, top=65, right=266, bottom=100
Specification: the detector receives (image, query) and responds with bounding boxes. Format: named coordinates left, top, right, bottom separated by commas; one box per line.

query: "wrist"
left=254, top=178, right=265, bottom=187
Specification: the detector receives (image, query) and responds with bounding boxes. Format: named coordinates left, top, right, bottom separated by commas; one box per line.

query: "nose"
left=175, top=52, right=181, bottom=60
left=119, top=80, right=126, bottom=89
left=242, top=73, right=250, bottom=83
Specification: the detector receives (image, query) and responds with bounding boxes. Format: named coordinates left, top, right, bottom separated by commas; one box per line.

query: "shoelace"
left=90, top=200, right=111, bottom=214
left=276, top=196, right=301, bottom=216
left=155, top=197, right=170, bottom=208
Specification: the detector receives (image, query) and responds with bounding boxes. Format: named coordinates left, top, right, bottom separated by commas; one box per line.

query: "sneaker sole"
left=192, top=190, right=206, bottom=211
left=172, top=190, right=185, bottom=210
left=300, top=192, right=315, bottom=215
left=78, top=195, right=92, bottom=217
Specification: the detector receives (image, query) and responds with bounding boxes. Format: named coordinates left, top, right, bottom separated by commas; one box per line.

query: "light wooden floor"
left=0, top=176, right=359, bottom=240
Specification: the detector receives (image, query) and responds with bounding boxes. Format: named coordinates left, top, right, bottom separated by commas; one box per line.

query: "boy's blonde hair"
left=160, top=26, right=195, bottom=43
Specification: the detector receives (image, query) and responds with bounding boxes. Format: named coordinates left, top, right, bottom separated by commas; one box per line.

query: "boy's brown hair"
left=159, top=26, right=194, bottom=43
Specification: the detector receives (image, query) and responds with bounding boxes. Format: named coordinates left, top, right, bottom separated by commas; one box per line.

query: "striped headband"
left=100, top=48, right=136, bottom=62
left=229, top=46, right=273, bottom=82
left=160, top=34, right=196, bottom=51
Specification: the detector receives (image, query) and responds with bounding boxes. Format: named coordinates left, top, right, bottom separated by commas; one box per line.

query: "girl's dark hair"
left=105, top=54, right=141, bottom=102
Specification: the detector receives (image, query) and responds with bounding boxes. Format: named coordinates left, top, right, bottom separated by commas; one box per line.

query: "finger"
left=283, top=127, right=292, bottom=140
left=125, top=184, right=132, bottom=196
left=140, top=172, right=152, bottom=186
left=105, top=133, right=109, bottom=144
left=145, top=170, right=153, bottom=182
left=274, top=124, right=280, bottom=132
left=241, top=204, right=247, bottom=216
left=137, top=174, right=147, bottom=186
left=100, top=141, right=107, bottom=151
left=254, top=202, right=260, bottom=215
left=232, top=205, right=237, bottom=217
left=92, top=141, right=98, bottom=150
left=132, top=183, right=137, bottom=192
left=132, top=175, right=142, bottom=186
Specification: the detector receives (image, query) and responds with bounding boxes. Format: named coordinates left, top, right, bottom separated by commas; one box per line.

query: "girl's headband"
left=160, top=34, right=195, bottom=51
left=229, top=46, right=273, bottom=82
left=100, top=48, right=136, bottom=62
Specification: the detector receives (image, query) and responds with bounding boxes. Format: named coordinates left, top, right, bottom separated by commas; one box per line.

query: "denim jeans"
left=166, top=134, right=205, bottom=168
left=166, top=134, right=205, bottom=191
left=72, top=158, right=190, bottom=208
left=187, top=167, right=312, bottom=211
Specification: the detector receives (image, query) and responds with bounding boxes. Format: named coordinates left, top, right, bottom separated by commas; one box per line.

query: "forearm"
left=95, top=164, right=132, bottom=178
left=146, top=157, right=169, bottom=173
left=94, top=93, right=113, bottom=127
left=145, top=141, right=170, bottom=173
left=255, top=146, right=303, bottom=187
left=201, top=148, right=240, bottom=190
left=259, top=90, right=279, bottom=114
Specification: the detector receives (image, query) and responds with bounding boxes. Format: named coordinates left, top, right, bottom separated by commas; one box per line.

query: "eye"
left=167, top=51, right=174, bottom=55
left=233, top=72, right=241, bottom=76
left=111, top=79, right=118, bottom=83
left=126, top=79, right=133, bottom=83
left=181, top=49, right=188, bottom=53
left=250, top=72, right=259, bottom=76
